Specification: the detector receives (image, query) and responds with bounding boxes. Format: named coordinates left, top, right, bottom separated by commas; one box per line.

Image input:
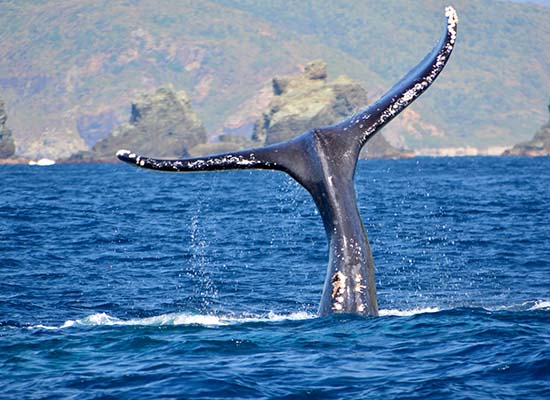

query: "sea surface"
left=1, top=156, right=549, bottom=399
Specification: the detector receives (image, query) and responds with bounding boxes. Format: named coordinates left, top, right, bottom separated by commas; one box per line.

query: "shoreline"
left=0, top=157, right=119, bottom=165
left=2, top=154, right=549, bottom=166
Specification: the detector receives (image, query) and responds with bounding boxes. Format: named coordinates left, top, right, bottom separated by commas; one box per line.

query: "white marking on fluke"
left=116, top=149, right=131, bottom=157
left=360, top=6, right=458, bottom=143
left=445, top=6, right=458, bottom=44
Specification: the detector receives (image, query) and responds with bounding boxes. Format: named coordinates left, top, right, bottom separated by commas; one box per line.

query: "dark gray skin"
left=117, top=8, right=458, bottom=316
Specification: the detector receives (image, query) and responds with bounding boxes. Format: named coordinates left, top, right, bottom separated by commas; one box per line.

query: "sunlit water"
left=1, top=157, right=549, bottom=399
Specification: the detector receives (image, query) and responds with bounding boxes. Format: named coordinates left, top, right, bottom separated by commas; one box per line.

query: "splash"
left=25, top=300, right=550, bottom=330
left=28, top=311, right=315, bottom=330
left=529, top=300, right=550, bottom=311
left=28, top=308, right=443, bottom=330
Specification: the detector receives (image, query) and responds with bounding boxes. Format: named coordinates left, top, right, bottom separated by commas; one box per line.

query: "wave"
left=379, top=300, right=550, bottom=316
left=30, top=308, right=442, bottom=330
left=30, top=311, right=315, bottom=330
left=483, top=300, right=550, bottom=312
left=529, top=300, right=550, bottom=310
left=24, top=300, right=549, bottom=330
left=379, top=307, right=441, bottom=317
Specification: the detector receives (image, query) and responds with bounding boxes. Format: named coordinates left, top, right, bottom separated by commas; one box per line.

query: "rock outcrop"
left=0, top=97, right=16, bottom=159
left=252, top=60, right=413, bottom=159
left=189, top=134, right=256, bottom=157
left=503, top=101, right=550, bottom=156
left=80, top=86, right=207, bottom=160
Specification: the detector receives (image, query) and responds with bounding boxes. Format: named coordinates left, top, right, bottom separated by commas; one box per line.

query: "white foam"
left=28, top=311, right=315, bottom=330
left=32, top=324, right=63, bottom=330
left=483, top=300, right=550, bottom=312
left=528, top=300, right=550, bottom=311
left=379, top=307, right=441, bottom=317
left=26, top=301, right=549, bottom=330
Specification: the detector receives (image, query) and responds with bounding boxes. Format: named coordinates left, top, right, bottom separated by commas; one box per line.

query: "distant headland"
left=503, top=101, right=550, bottom=157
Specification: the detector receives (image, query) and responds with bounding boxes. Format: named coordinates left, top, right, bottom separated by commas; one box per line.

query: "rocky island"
left=503, top=101, right=550, bottom=157
left=71, top=86, right=208, bottom=161
left=252, top=60, right=413, bottom=159
left=0, top=97, right=16, bottom=159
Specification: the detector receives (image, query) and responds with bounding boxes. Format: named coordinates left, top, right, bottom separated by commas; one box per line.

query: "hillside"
left=0, top=0, right=549, bottom=159
left=503, top=101, right=550, bottom=156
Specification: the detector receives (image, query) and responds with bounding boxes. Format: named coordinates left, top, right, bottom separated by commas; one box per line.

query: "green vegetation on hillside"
left=0, top=0, right=548, bottom=158
left=214, top=0, right=550, bottom=147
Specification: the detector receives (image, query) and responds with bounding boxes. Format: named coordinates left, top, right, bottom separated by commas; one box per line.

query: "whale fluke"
left=117, top=7, right=458, bottom=316
left=337, top=6, right=458, bottom=146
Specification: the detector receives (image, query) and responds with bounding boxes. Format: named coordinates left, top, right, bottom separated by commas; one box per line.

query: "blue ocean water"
left=0, top=156, right=549, bottom=399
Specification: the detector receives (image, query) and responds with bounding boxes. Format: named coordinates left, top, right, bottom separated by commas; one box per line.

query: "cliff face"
left=252, top=60, right=412, bottom=159
left=503, top=102, right=550, bottom=157
left=0, top=98, right=16, bottom=159
left=91, top=86, right=207, bottom=159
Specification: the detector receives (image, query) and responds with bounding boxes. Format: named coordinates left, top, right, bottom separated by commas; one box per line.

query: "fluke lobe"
left=117, top=8, right=458, bottom=316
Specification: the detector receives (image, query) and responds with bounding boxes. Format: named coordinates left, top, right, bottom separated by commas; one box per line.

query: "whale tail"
left=117, top=7, right=458, bottom=316
left=117, top=7, right=458, bottom=181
